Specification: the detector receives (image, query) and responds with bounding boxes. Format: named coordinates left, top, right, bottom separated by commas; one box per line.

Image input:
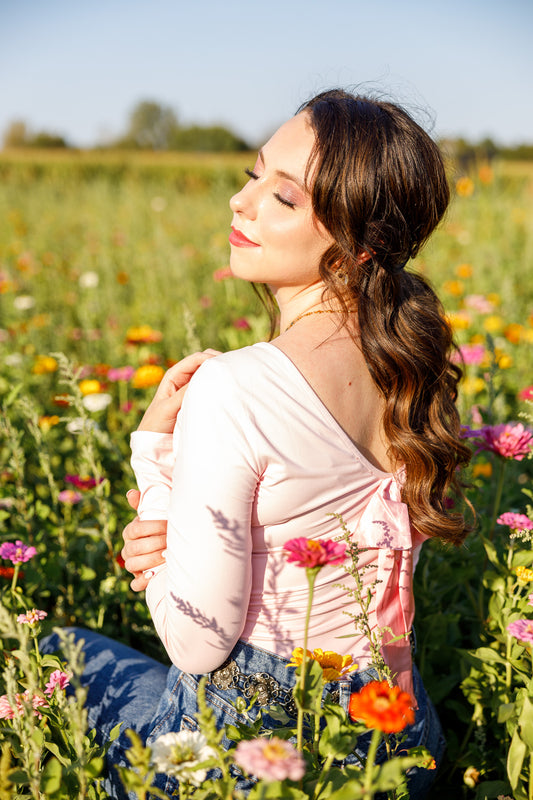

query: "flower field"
left=1, top=151, right=533, bottom=799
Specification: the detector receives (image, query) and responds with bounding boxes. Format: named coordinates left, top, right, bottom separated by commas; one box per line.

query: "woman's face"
left=229, top=112, right=333, bottom=292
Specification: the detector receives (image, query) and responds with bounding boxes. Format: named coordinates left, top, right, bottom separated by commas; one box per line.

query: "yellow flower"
left=515, top=566, right=533, bottom=583
left=442, top=280, right=464, bottom=297
left=456, top=176, right=475, bottom=197
left=132, top=365, right=165, bottom=389
left=38, top=415, right=60, bottom=431
left=287, top=647, right=358, bottom=681
left=32, top=355, right=58, bottom=374
left=486, top=293, right=500, bottom=307
left=472, top=462, right=492, bottom=479
left=79, top=379, right=102, bottom=396
left=497, top=353, right=513, bottom=370
left=455, top=263, right=473, bottom=279
left=446, top=311, right=471, bottom=331
left=461, top=377, right=485, bottom=396
left=483, top=315, right=504, bottom=333
left=126, top=325, right=162, bottom=344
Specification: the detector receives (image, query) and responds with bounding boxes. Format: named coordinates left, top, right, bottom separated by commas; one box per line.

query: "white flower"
left=5, top=353, right=23, bottom=367
left=150, top=196, right=167, bottom=212
left=82, top=393, right=112, bottom=412
left=66, top=417, right=97, bottom=434
left=79, top=271, right=99, bottom=288
left=150, top=730, right=215, bottom=786
left=13, top=295, right=35, bottom=311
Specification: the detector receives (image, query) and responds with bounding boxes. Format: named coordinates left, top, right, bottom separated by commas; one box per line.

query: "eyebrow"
left=258, top=149, right=307, bottom=193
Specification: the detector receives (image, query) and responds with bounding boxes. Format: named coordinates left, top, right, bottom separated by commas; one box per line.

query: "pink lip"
left=229, top=227, right=259, bottom=248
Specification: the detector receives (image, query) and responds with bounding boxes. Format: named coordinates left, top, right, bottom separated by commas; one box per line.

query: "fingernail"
left=143, top=569, right=155, bottom=579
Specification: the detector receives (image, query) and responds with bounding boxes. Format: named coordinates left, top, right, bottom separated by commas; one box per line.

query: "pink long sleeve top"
left=130, top=342, right=427, bottom=697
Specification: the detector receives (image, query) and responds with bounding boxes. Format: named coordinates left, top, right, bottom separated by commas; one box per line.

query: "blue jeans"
left=41, top=629, right=444, bottom=799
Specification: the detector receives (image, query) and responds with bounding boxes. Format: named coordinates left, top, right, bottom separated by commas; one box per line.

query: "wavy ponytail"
left=299, top=89, right=472, bottom=545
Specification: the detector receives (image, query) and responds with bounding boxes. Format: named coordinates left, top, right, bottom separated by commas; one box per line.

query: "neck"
left=273, top=284, right=329, bottom=334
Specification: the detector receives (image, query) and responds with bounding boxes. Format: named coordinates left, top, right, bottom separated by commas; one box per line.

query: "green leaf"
left=507, top=730, right=527, bottom=790
left=497, top=702, right=517, bottom=723
left=43, top=741, right=71, bottom=767
left=517, top=695, right=533, bottom=749
left=39, top=757, right=63, bottom=795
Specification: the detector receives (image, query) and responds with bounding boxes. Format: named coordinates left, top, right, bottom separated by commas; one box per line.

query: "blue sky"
left=1, top=0, right=531, bottom=148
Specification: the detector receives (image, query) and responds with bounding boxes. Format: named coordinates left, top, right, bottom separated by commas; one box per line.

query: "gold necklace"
left=283, top=309, right=340, bottom=333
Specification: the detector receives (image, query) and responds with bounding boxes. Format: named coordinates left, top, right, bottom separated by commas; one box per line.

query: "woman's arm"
left=144, top=356, right=261, bottom=673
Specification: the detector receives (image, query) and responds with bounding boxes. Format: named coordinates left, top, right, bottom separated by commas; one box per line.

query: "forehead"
left=261, top=112, right=315, bottom=180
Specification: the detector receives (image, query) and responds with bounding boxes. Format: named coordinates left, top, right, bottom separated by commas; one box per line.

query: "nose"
left=230, top=179, right=257, bottom=218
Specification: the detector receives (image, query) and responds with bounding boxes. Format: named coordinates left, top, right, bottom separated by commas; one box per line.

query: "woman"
left=51, top=89, right=471, bottom=798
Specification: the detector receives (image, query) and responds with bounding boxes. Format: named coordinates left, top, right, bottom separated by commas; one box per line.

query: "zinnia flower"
left=451, top=344, right=486, bottom=365
left=150, top=731, right=216, bottom=786
left=65, top=475, right=100, bottom=490
left=107, top=366, right=135, bottom=382
left=507, top=619, right=533, bottom=644
left=79, top=379, right=102, bottom=396
left=213, top=266, right=233, bottom=281
left=32, top=355, right=58, bottom=374
left=519, top=386, right=533, bottom=402
left=82, top=392, right=112, bottom=412
left=234, top=737, right=305, bottom=782
left=348, top=680, right=415, bottom=733
left=44, top=669, right=71, bottom=697
left=284, top=537, right=346, bottom=569
left=132, top=365, right=165, bottom=389
left=287, top=647, right=358, bottom=681
left=17, top=609, right=47, bottom=626
left=497, top=512, right=533, bottom=533
left=464, top=423, right=533, bottom=461
left=0, top=691, right=48, bottom=720
left=0, top=540, right=37, bottom=564
left=126, top=325, right=162, bottom=345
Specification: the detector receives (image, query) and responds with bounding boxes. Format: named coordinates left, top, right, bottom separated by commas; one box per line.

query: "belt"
left=209, top=658, right=340, bottom=716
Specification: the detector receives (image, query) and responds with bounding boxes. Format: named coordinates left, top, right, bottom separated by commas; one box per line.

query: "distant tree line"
left=2, top=99, right=532, bottom=157
left=2, top=100, right=250, bottom=152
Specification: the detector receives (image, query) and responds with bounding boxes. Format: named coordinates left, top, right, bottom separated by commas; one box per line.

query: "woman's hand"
left=137, top=349, right=220, bottom=434
left=121, top=490, right=168, bottom=591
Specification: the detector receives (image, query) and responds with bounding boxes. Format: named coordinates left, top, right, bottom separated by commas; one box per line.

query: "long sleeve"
left=130, top=431, right=174, bottom=521
left=144, top=357, right=261, bottom=674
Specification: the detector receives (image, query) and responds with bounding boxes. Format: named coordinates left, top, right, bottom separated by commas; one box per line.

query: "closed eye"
left=244, top=167, right=258, bottom=180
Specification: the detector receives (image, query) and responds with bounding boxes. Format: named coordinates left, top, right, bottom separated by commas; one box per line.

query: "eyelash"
left=244, top=168, right=296, bottom=210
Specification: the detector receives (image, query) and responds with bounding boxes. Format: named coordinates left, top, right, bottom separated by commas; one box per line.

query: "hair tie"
left=385, top=260, right=408, bottom=275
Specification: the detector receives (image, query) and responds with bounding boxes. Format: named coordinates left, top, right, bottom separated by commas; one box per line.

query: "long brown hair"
left=299, top=89, right=472, bottom=546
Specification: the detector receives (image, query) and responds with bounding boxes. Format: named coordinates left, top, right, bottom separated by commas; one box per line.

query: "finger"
left=122, top=519, right=167, bottom=542
left=126, top=489, right=140, bottom=510
left=164, top=351, right=217, bottom=391
left=122, top=548, right=166, bottom=575
left=130, top=574, right=150, bottom=592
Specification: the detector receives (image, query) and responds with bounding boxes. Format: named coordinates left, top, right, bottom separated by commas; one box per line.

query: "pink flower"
left=497, top=513, right=533, bottom=533
left=213, top=266, right=233, bottom=281
left=65, top=474, right=102, bottom=490
left=17, top=608, right=47, bottom=626
left=464, top=423, right=533, bottom=461
left=451, top=344, right=486, bottom=365
left=58, top=489, right=83, bottom=504
left=463, top=294, right=495, bottom=313
left=0, top=540, right=37, bottom=564
left=0, top=691, right=48, bottom=720
left=528, top=593, right=533, bottom=607
left=234, top=737, right=305, bottom=782
left=233, top=317, right=251, bottom=330
left=519, top=386, right=533, bottom=402
left=44, top=669, right=71, bottom=697
left=107, top=366, right=135, bottom=382
left=508, top=619, right=533, bottom=644
left=284, top=537, right=347, bottom=569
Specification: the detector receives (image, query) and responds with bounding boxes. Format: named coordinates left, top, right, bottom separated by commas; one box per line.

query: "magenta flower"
left=0, top=540, right=37, bottom=564
left=107, top=365, right=135, bottom=382
left=497, top=513, right=533, bottom=533
left=284, top=537, right=347, bottom=569
left=58, top=489, right=83, bottom=504
left=44, top=669, right=71, bottom=697
left=234, top=737, right=305, bottom=782
left=233, top=317, right=251, bottom=330
left=17, top=608, right=47, bottom=626
left=519, top=386, right=533, bottom=402
left=451, top=344, right=486, bottom=365
left=463, top=423, right=533, bottom=461
left=508, top=619, right=533, bottom=644
left=65, top=474, right=101, bottom=490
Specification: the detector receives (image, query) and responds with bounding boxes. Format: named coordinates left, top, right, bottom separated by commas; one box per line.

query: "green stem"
left=312, top=753, right=336, bottom=800
left=363, top=727, right=381, bottom=798
left=296, top=567, right=318, bottom=752
left=10, top=563, right=20, bottom=593
left=488, top=458, right=506, bottom=541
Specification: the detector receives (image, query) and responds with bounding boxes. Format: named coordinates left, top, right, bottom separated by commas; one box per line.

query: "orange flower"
left=455, top=263, right=473, bottom=279
left=456, top=177, right=474, bottom=197
left=132, top=365, right=165, bottom=389
left=348, top=680, right=415, bottom=733
left=38, top=415, right=60, bottom=432
left=126, top=325, right=162, bottom=345
left=442, top=280, right=464, bottom=297
left=287, top=647, right=358, bottom=681
left=472, top=462, right=492, bottom=479
left=478, top=165, right=493, bottom=185
left=116, top=271, right=130, bottom=285
left=504, top=323, right=523, bottom=345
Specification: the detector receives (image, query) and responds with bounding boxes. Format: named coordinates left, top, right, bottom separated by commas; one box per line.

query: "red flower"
left=348, top=680, right=415, bottom=733
left=519, top=385, right=533, bottom=402
left=284, top=537, right=346, bottom=569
